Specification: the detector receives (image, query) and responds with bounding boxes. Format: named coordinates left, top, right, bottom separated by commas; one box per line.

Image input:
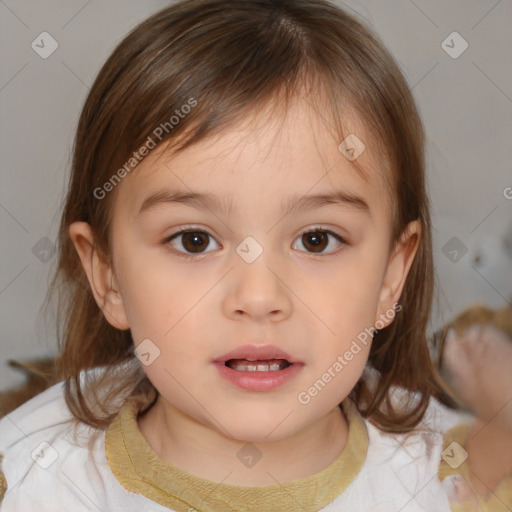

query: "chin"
left=212, top=408, right=301, bottom=444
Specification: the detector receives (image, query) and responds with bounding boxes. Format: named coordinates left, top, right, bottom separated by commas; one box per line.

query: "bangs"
left=89, top=0, right=400, bottom=212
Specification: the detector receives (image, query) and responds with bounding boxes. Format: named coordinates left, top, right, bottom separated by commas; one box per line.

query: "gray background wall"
left=1, top=0, right=511, bottom=389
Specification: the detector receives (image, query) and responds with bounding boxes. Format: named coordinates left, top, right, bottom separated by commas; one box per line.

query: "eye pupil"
left=183, top=232, right=208, bottom=252
left=303, top=231, right=327, bottom=252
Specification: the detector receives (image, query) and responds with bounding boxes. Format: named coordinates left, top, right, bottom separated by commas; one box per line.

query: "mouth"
left=224, top=358, right=292, bottom=372
left=214, top=344, right=301, bottom=369
left=215, top=359, right=302, bottom=391
left=213, top=344, right=303, bottom=391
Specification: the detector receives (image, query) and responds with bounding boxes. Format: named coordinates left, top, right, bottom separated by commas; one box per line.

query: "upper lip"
left=214, top=344, right=300, bottom=364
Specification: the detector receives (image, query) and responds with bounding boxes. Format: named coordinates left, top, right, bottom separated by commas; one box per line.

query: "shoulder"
left=331, top=394, right=474, bottom=511
left=0, top=380, right=77, bottom=488
left=0, top=377, right=149, bottom=511
left=0, top=381, right=90, bottom=509
left=0, top=372, right=170, bottom=512
left=0, top=380, right=72, bottom=448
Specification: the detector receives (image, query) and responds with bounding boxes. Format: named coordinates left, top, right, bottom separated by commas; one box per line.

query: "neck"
left=137, top=395, right=348, bottom=486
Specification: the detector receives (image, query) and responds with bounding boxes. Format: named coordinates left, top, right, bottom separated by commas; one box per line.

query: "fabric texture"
left=0, top=372, right=509, bottom=511
left=106, top=394, right=366, bottom=512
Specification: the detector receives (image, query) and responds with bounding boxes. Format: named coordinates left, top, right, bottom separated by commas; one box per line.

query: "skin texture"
left=69, top=95, right=420, bottom=486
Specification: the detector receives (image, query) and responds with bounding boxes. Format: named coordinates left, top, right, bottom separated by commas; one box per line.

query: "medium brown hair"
left=47, top=0, right=458, bottom=431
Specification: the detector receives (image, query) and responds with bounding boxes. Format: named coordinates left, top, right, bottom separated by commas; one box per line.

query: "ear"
left=375, top=220, right=421, bottom=327
left=68, top=221, right=130, bottom=330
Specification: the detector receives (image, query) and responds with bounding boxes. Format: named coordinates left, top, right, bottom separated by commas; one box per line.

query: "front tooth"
left=227, top=361, right=287, bottom=371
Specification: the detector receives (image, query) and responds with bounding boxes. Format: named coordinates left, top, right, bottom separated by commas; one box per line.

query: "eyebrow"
left=137, top=189, right=370, bottom=217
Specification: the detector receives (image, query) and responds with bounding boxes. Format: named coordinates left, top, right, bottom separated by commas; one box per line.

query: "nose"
left=222, top=252, right=293, bottom=324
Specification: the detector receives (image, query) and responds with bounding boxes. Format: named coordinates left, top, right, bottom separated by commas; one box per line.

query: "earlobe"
left=376, top=220, right=421, bottom=326
left=68, top=221, right=130, bottom=330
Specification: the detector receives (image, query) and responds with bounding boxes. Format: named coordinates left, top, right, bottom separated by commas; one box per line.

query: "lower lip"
left=213, top=362, right=304, bottom=391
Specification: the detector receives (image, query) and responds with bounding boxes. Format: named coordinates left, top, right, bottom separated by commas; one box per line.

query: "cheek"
left=115, top=247, right=207, bottom=343
left=117, top=255, right=224, bottom=387
left=304, top=251, right=385, bottom=339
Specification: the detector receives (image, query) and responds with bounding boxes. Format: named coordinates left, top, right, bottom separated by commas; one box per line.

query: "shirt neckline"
left=105, top=396, right=369, bottom=512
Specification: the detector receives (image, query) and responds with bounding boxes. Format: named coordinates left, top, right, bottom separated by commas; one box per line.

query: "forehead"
left=114, top=95, right=390, bottom=218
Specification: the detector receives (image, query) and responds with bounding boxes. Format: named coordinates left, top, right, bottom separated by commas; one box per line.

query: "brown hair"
left=47, top=0, right=458, bottom=431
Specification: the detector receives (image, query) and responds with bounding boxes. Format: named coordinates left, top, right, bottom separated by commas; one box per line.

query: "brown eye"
left=167, top=229, right=219, bottom=255
left=181, top=232, right=209, bottom=252
left=293, top=229, right=346, bottom=255
left=302, top=231, right=328, bottom=253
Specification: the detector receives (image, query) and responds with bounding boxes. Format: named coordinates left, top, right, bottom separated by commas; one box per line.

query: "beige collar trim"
left=106, top=397, right=368, bottom=512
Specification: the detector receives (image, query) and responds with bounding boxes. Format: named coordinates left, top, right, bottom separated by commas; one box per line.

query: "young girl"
left=1, top=0, right=510, bottom=510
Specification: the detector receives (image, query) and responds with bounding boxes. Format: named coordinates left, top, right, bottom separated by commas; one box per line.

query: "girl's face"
left=75, top=97, right=419, bottom=442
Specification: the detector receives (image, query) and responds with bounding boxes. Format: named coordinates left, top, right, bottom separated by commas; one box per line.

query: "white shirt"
left=0, top=377, right=473, bottom=511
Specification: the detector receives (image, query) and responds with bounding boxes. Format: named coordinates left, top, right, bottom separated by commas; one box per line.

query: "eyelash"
left=162, top=225, right=348, bottom=260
